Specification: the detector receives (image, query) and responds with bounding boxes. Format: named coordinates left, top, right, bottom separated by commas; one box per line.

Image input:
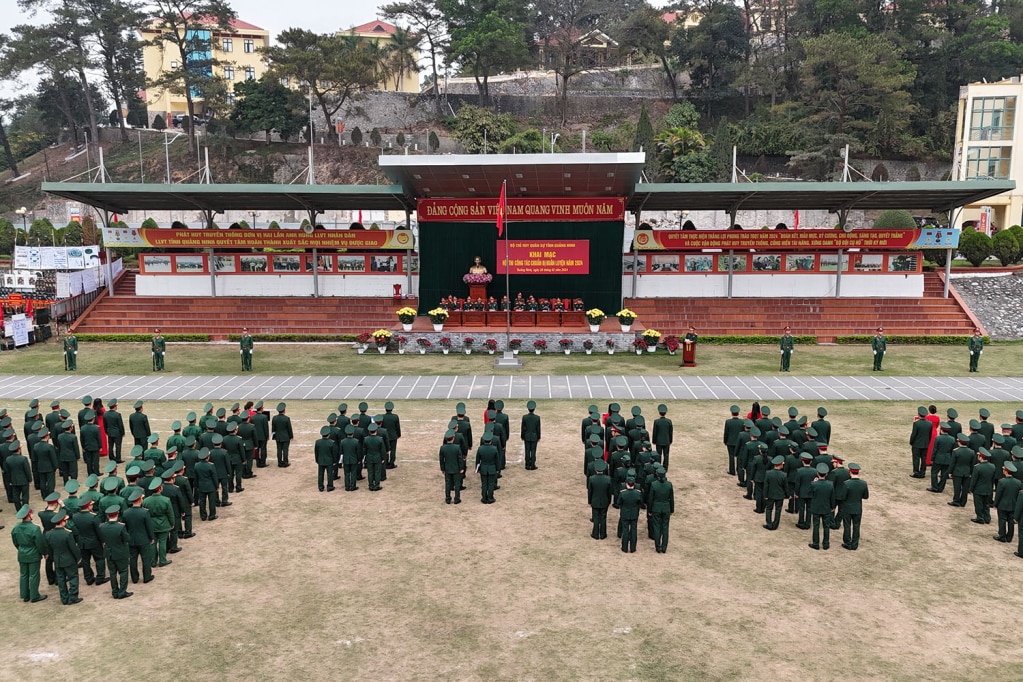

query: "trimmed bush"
left=697, top=335, right=818, bottom=345
left=833, top=335, right=980, bottom=345
left=992, top=229, right=1019, bottom=267
left=872, top=210, right=916, bottom=229
left=76, top=334, right=210, bottom=342
left=957, top=227, right=993, bottom=266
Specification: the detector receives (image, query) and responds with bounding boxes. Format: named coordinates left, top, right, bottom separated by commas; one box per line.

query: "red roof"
left=165, top=12, right=264, bottom=32
left=661, top=12, right=681, bottom=23
left=350, top=19, right=396, bottom=35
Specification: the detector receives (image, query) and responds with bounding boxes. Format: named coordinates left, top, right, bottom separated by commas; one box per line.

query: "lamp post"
left=164, top=131, right=184, bottom=184
left=14, top=207, right=29, bottom=247
left=249, top=211, right=258, bottom=228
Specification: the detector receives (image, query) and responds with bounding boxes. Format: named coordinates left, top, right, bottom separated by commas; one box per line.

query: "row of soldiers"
left=581, top=403, right=676, bottom=553
left=62, top=327, right=256, bottom=372
left=908, top=405, right=1023, bottom=559
left=313, top=401, right=403, bottom=492
left=723, top=404, right=869, bottom=550
left=7, top=397, right=292, bottom=604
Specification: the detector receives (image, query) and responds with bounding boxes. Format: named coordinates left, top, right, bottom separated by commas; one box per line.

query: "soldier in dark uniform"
left=122, top=489, right=154, bottom=584
left=994, top=462, right=1022, bottom=543
left=723, top=405, right=744, bottom=477
left=11, top=504, right=48, bottom=602
left=475, top=431, right=499, bottom=503
left=811, top=407, right=831, bottom=445
left=79, top=410, right=102, bottom=477
left=340, top=425, right=361, bottom=492
left=520, top=400, right=541, bottom=470
left=647, top=466, right=674, bottom=552
left=808, top=463, right=835, bottom=550
left=838, top=463, right=869, bottom=550
left=652, top=404, right=673, bottom=470
left=970, top=448, right=996, bottom=524
left=129, top=401, right=150, bottom=449
left=271, top=403, right=293, bottom=467
left=871, top=327, right=886, bottom=371
left=828, top=454, right=851, bottom=530
left=4, top=440, right=32, bottom=510
left=587, top=459, right=612, bottom=538
left=98, top=505, right=133, bottom=599
left=209, top=434, right=231, bottom=507
left=195, top=449, right=218, bottom=521
left=71, top=497, right=107, bottom=586
left=240, top=327, right=254, bottom=371
left=381, top=401, right=401, bottom=469
left=977, top=408, right=995, bottom=449
left=251, top=402, right=269, bottom=468
left=439, top=430, right=463, bottom=504
left=779, top=326, right=794, bottom=371
left=763, top=455, right=787, bottom=530
left=315, top=426, right=335, bottom=492
left=44, top=509, right=82, bottom=604
left=968, top=327, right=984, bottom=372
left=151, top=329, right=166, bottom=371
left=618, top=476, right=643, bottom=553
left=794, top=454, right=816, bottom=529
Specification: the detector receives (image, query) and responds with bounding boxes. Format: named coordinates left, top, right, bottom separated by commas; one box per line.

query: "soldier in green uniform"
left=587, top=459, right=612, bottom=538
left=44, top=509, right=82, bottom=604
left=11, top=505, right=47, bottom=602
left=520, top=400, right=541, bottom=470
left=33, top=429, right=58, bottom=498
left=104, top=399, right=124, bottom=463
left=970, top=448, right=996, bottom=524
left=928, top=422, right=955, bottom=493
left=272, top=403, right=293, bottom=467
left=123, top=489, right=154, bottom=584
left=340, top=425, right=361, bottom=492
left=129, top=400, right=150, bottom=449
left=652, top=404, right=673, bottom=470
left=223, top=422, right=244, bottom=493
left=4, top=440, right=32, bottom=509
left=381, top=401, right=401, bottom=469
left=79, top=410, right=102, bottom=477
left=209, top=434, right=231, bottom=506
left=871, top=327, right=886, bottom=371
left=838, top=463, right=869, bottom=550
left=142, top=478, right=174, bottom=567
left=647, top=466, right=674, bottom=552
left=63, top=331, right=78, bottom=371
left=808, top=463, right=835, bottom=550
left=362, top=422, right=385, bottom=491
left=71, top=497, right=107, bottom=586
left=240, top=327, right=253, bottom=371
left=968, top=327, right=984, bottom=372
left=751, top=443, right=770, bottom=513
left=977, top=408, right=994, bottom=449
left=994, top=462, right=1022, bottom=543
left=251, top=401, right=269, bottom=468
left=439, top=430, right=463, bottom=504
left=475, top=430, right=499, bottom=503
left=723, top=405, right=743, bottom=477
left=195, top=449, right=218, bottom=521
left=57, top=421, right=80, bottom=484
left=779, top=326, right=794, bottom=371
left=151, top=328, right=166, bottom=371
left=763, top=455, right=787, bottom=530
left=98, top=505, right=133, bottom=599
left=315, top=426, right=335, bottom=492
left=908, top=406, right=932, bottom=479
left=159, top=468, right=185, bottom=553
left=794, top=454, right=816, bottom=529
left=811, top=407, right=831, bottom=445
left=618, top=476, right=643, bottom=553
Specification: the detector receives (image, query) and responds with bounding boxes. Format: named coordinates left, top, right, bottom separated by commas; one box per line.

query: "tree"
left=350, top=126, right=363, bottom=145
left=428, top=130, right=439, bottom=151
left=381, top=0, right=447, bottom=108
left=382, top=26, right=421, bottom=91
left=264, top=29, right=379, bottom=146
left=441, top=0, right=530, bottom=105
left=229, top=75, right=307, bottom=143
left=992, top=229, right=1019, bottom=267
left=633, top=104, right=656, bottom=180
left=449, top=104, right=516, bottom=152
left=152, top=113, right=167, bottom=130
left=0, top=35, right=20, bottom=177
left=957, top=227, right=993, bottom=267
left=396, top=131, right=406, bottom=146
left=498, top=128, right=544, bottom=153
left=33, top=76, right=109, bottom=146
left=370, top=127, right=382, bottom=147
left=654, top=127, right=719, bottom=182
left=617, top=4, right=678, bottom=100
left=147, top=0, right=238, bottom=151
left=671, top=2, right=748, bottom=117
left=532, top=0, right=602, bottom=124
left=872, top=210, right=916, bottom=230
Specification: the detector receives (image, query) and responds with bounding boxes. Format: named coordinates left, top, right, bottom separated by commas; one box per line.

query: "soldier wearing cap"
left=928, top=422, right=955, bottom=493
left=71, top=497, right=107, bottom=586
left=129, top=401, right=150, bottom=449
left=271, top=402, right=293, bottom=467
left=779, top=326, right=794, bottom=371
left=44, top=509, right=82, bottom=604
left=122, top=489, right=154, bottom=584
left=97, top=505, right=132, bottom=599
left=439, top=429, right=463, bottom=504
left=56, top=420, right=80, bottom=484
left=751, top=441, right=771, bottom=514
left=994, top=462, right=1022, bottom=543
left=838, top=463, right=869, bottom=550
left=723, top=405, right=744, bottom=477
left=103, top=399, right=125, bottom=463
left=948, top=433, right=976, bottom=508
left=80, top=473, right=102, bottom=509
left=968, top=327, right=984, bottom=372
left=650, top=404, right=673, bottom=470
left=970, top=449, right=996, bottom=524
left=977, top=408, right=994, bottom=449
left=808, top=463, right=835, bottom=550
left=151, top=328, right=166, bottom=371
left=208, top=434, right=232, bottom=507
left=339, top=425, right=361, bottom=492
left=811, top=407, right=831, bottom=445
left=79, top=409, right=102, bottom=477
left=476, top=430, right=499, bottom=503
left=647, top=466, right=674, bottom=552
left=871, top=327, right=886, bottom=371
left=194, top=449, right=218, bottom=521
left=763, top=455, right=787, bottom=531
left=315, top=426, right=335, bottom=492
left=234, top=412, right=256, bottom=480
left=142, top=478, right=174, bottom=567
left=223, top=422, right=245, bottom=493
left=12, top=503, right=48, bottom=602
left=587, top=458, right=612, bottom=539
left=239, top=327, right=254, bottom=371
left=618, top=476, right=643, bottom=553
left=738, top=425, right=760, bottom=496
left=827, top=454, right=851, bottom=530
left=520, top=400, right=541, bottom=470
left=33, top=428, right=59, bottom=498
left=363, top=423, right=386, bottom=491
left=5, top=440, right=32, bottom=509
left=143, top=433, right=165, bottom=470
left=793, top=454, right=816, bottom=529
left=379, top=401, right=401, bottom=470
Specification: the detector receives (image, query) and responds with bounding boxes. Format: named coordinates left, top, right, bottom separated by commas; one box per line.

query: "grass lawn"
left=2, top=398, right=1022, bottom=680
left=2, top=340, right=1021, bottom=376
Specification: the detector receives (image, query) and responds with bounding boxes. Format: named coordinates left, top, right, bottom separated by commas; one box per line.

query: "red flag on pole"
left=497, top=181, right=506, bottom=237
left=793, top=210, right=800, bottom=229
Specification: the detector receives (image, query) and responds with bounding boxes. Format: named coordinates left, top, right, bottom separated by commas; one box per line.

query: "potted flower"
left=585, top=308, right=606, bottom=333
left=533, top=338, right=547, bottom=354
left=509, top=338, right=522, bottom=355
left=642, top=329, right=661, bottom=353
left=617, top=309, right=637, bottom=332
left=416, top=337, right=432, bottom=354
left=462, top=272, right=493, bottom=285
left=439, top=336, right=452, bottom=354
left=606, top=338, right=615, bottom=355
left=558, top=338, right=573, bottom=355
left=483, top=338, right=498, bottom=354
left=463, top=336, right=475, bottom=354
left=632, top=338, right=648, bottom=355
left=356, top=332, right=371, bottom=354
left=664, top=335, right=680, bottom=355
left=428, top=307, right=449, bottom=331
left=396, top=306, right=418, bottom=331
left=395, top=335, right=408, bottom=354
left=583, top=339, right=594, bottom=355
left=374, top=329, right=393, bottom=353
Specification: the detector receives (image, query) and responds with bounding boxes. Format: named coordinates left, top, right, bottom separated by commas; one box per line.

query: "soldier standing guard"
left=240, top=328, right=253, bottom=371
left=520, top=400, right=541, bottom=470
left=968, top=328, right=984, bottom=372
left=779, top=326, right=794, bottom=372
left=652, top=404, right=673, bottom=470
left=871, top=327, right=886, bottom=371
left=151, top=329, right=166, bottom=371
left=63, top=331, right=78, bottom=371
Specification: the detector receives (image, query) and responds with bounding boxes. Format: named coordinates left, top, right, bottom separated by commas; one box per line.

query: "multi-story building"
left=343, top=20, right=420, bottom=93
left=141, top=16, right=270, bottom=124
left=953, top=76, right=1021, bottom=231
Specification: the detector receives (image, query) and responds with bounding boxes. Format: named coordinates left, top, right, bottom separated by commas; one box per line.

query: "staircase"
left=626, top=273, right=979, bottom=342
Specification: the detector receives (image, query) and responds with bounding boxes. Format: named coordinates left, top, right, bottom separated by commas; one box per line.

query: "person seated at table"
left=438, top=299, right=450, bottom=311
left=552, top=298, right=565, bottom=312
left=526, top=296, right=539, bottom=312
left=502, top=295, right=511, bottom=311
left=539, top=298, right=551, bottom=312
left=514, top=294, right=526, bottom=311
left=473, top=297, right=485, bottom=311
left=487, top=297, right=498, bottom=311
left=572, top=298, right=584, bottom=311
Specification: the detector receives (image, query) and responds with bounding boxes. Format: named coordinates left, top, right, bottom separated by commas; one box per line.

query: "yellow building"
left=953, top=75, right=1023, bottom=231
left=343, top=20, right=420, bottom=93
left=141, top=16, right=270, bottom=124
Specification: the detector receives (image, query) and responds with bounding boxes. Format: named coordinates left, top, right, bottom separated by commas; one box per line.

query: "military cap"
left=939, top=422, right=950, bottom=430
left=60, top=409, right=70, bottom=419
left=133, top=400, right=144, bottom=409
left=611, top=414, right=625, bottom=426
left=170, top=420, right=181, bottom=431
left=83, top=410, right=95, bottom=422
left=142, top=460, right=157, bottom=472
left=656, top=466, right=667, bottom=475
left=1016, top=410, right=1023, bottom=420
left=344, top=425, right=355, bottom=436
left=326, top=413, right=337, bottom=423
left=615, top=436, right=628, bottom=448
left=16, top=504, right=31, bottom=519
left=589, top=411, right=600, bottom=420
left=817, top=407, right=828, bottom=417
left=51, top=509, right=67, bottom=524
left=147, top=478, right=162, bottom=491
left=374, top=414, right=384, bottom=424
left=230, top=402, right=240, bottom=411
left=626, top=474, right=636, bottom=483
left=448, top=419, right=458, bottom=429
left=204, top=417, right=217, bottom=429
left=320, top=426, right=331, bottom=437
left=787, top=407, right=798, bottom=417
left=199, top=448, right=211, bottom=459
left=815, top=463, right=829, bottom=475
left=481, top=432, right=493, bottom=443
left=848, top=463, right=861, bottom=472
left=778, top=426, right=789, bottom=436
left=384, top=401, right=394, bottom=410
left=750, top=427, right=762, bottom=437
left=1002, top=424, right=1013, bottom=430
left=610, top=403, right=620, bottom=412
left=228, top=422, right=238, bottom=431
left=334, top=403, right=346, bottom=413
left=26, top=408, right=38, bottom=419
left=495, top=400, right=505, bottom=410
left=743, top=419, right=754, bottom=428
left=969, top=419, right=981, bottom=430
left=130, top=445, right=144, bottom=457
left=358, top=402, right=369, bottom=411
left=757, top=442, right=768, bottom=451
left=104, top=461, right=118, bottom=474
left=801, top=453, right=813, bottom=461
left=185, top=412, right=197, bottom=423
left=170, top=461, right=183, bottom=473
left=82, top=395, right=92, bottom=406
left=0, top=408, right=5, bottom=418
left=79, top=497, right=94, bottom=508
left=977, top=448, right=991, bottom=459
left=994, top=434, right=1005, bottom=444
left=771, top=455, right=784, bottom=465
left=588, top=434, right=600, bottom=445
left=44, top=492, right=61, bottom=503
left=367, top=422, right=378, bottom=432
left=161, top=469, right=176, bottom=481
left=831, top=454, right=845, bottom=462
left=211, top=434, right=224, bottom=445
left=146, top=434, right=158, bottom=444
left=28, top=399, right=39, bottom=409
left=917, top=406, right=927, bottom=417
left=50, top=400, right=60, bottom=408
left=128, top=489, right=143, bottom=502
left=444, top=429, right=455, bottom=439
left=588, top=404, right=598, bottom=413
left=8, top=440, right=19, bottom=452
left=771, top=417, right=781, bottom=427
left=166, top=446, right=178, bottom=455
left=64, top=479, right=79, bottom=494
left=84, top=474, right=98, bottom=487
left=105, top=505, right=120, bottom=516
left=957, top=433, right=970, bottom=443
left=761, top=406, right=771, bottom=416
left=594, top=459, right=607, bottom=472
left=101, top=478, right=119, bottom=492
left=1006, top=462, right=1019, bottom=473
left=486, top=410, right=496, bottom=420
left=817, top=442, right=828, bottom=450
left=631, top=406, right=642, bottom=417
left=276, top=402, right=286, bottom=412
left=456, top=402, right=466, bottom=415
left=526, top=400, right=536, bottom=410
left=2, top=428, right=13, bottom=438
left=634, top=416, right=645, bottom=427
left=203, top=402, right=214, bottom=413
left=730, top=405, right=740, bottom=414
left=126, top=465, right=142, bottom=477
left=107, top=399, right=117, bottom=408
left=215, top=408, right=226, bottom=418
left=38, top=426, right=49, bottom=438
left=621, top=454, right=632, bottom=463
left=184, top=435, right=196, bottom=446
left=254, top=401, right=264, bottom=410
left=980, top=408, right=991, bottom=418
left=797, top=416, right=808, bottom=425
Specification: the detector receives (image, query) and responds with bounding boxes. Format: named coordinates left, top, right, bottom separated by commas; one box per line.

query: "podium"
left=468, top=284, right=487, bottom=302
left=682, top=340, right=697, bottom=367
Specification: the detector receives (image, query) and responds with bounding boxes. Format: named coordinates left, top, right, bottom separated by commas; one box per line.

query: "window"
left=222, top=37, right=233, bottom=52
left=226, top=92, right=235, bottom=104
left=965, top=146, right=1012, bottom=179
left=969, top=96, right=1016, bottom=141
left=280, top=76, right=290, bottom=87
left=244, top=67, right=255, bottom=80
left=170, top=60, right=179, bottom=69
left=224, top=65, right=234, bottom=80
left=244, top=39, right=254, bottom=53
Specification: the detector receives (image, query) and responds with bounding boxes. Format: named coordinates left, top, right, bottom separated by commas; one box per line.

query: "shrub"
left=350, top=126, right=363, bottom=145
left=957, top=227, right=993, bottom=267
left=992, top=229, right=1019, bottom=267
left=152, top=114, right=166, bottom=131
left=1009, top=225, right=1023, bottom=263
left=872, top=210, right=916, bottom=230
left=140, top=218, right=158, bottom=229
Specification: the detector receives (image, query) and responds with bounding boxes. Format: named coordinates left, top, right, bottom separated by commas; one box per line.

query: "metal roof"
left=627, top=180, right=1016, bottom=214
left=39, top=182, right=415, bottom=215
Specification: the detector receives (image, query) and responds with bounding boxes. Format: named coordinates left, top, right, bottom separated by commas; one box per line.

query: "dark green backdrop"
left=418, top=221, right=624, bottom=314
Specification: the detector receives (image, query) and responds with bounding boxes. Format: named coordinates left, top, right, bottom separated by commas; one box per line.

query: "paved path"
left=2, top=374, right=1022, bottom=402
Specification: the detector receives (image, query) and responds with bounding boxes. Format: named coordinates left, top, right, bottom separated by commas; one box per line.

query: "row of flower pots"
left=398, top=307, right=644, bottom=333
left=356, top=333, right=679, bottom=355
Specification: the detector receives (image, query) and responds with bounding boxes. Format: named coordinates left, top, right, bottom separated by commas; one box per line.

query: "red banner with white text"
left=496, top=240, right=589, bottom=274
left=418, top=197, right=625, bottom=223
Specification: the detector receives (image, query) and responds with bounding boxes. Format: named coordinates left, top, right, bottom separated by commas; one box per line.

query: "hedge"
left=833, top=335, right=980, bottom=345
left=76, top=334, right=211, bottom=342
left=696, top=335, right=818, bottom=345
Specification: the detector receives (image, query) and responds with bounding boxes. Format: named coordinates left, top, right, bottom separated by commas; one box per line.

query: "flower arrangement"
left=617, top=309, right=637, bottom=324
left=439, top=336, right=452, bottom=349
left=664, top=335, right=680, bottom=352
left=396, top=307, right=418, bottom=324
left=583, top=339, right=594, bottom=350
left=428, top=308, right=449, bottom=324
left=462, top=273, right=493, bottom=285
left=605, top=338, right=615, bottom=348
left=533, top=339, right=548, bottom=350
left=416, top=337, right=432, bottom=348
left=585, top=308, right=606, bottom=325
left=483, top=338, right=498, bottom=351
left=395, top=335, right=408, bottom=346
left=509, top=338, right=522, bottom=350
left=632, top=338, right=648, bottom=350
left=463, top=336, right=475, bottom=347
left=558, top=338, right=573, bottom=349
left=642, top=329, right=662, bottom=345
left=373, top=329, right=393, bottom=346
left=357, top=332, right=372, bottom=345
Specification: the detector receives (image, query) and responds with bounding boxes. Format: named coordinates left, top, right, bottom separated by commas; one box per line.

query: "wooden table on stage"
left=682, top=340, right=697, bottom=367
left=536, top=311, right=560, bottom=327
left=561, top=311, right=586, bottom=328
left=512, top=311, right=536, bottom=327
left=461, top=310, right=486, bottom=327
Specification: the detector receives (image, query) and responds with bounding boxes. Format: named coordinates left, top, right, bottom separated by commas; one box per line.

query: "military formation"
left=62, top=328, right=257, bottom=373
left=582, top=402, right=676, bottom=553
left=724, top=402, right=869, bottom=551
left=4, top=396, right=290, bottom=603
left=313, top=401, right=401, bottom=493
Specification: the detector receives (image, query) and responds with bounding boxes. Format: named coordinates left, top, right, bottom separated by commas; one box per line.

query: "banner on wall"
left=13, top=245, right=101, bottom=270
left=495, top=240, right=589, bottom=275
left=631, top=228, right=961, bottom=251
left=418, top=197, right=626, bottom=223
left=101, top=227, right=414, bottom=250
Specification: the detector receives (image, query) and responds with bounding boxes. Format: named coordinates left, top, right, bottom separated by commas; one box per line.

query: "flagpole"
left=503, top=180, right=511, bottom=348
